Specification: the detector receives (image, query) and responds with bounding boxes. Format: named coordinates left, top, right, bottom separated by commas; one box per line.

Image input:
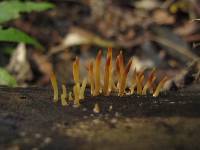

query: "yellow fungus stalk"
left=72, top=57, right=81, bottom=106
left=142, top=69, right=156, bottom=95
left=73, top=57, right=80, bottom=85
left=79, top=78, right=87, bottom=99
left=115, top=55, right=121, bottom=89
left=136, top=73, right=144, bottom=95
left=153, top=76, right=168, bottom=97
left=61, top=84, right=68, bottom=106
left=107, top=48, right=113, bottom=92
left=50, top=72, right=59, bottom=102
left=109, top=105, right=113, bottom=112
left=94, top=50, right=102, bottom=96
left=73, top=85, right=80, bottom=107
left=93, top=103, right=100, bottom=113
left=88, top=62, right=95, bottom=95
left=68, top=92, right=73, bottom=101
left=116, top=51, right=126, bottom=93
left=119, top=51, right=125, bottom=75
left=119, top=58, right=132, bottom=96
left=103, top=56, right=111, bottom=96
left=130, top=68, right=137, bottom=94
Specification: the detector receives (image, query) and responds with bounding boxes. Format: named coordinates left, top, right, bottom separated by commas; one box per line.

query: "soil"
left=0, top=85, right=200, bottom=150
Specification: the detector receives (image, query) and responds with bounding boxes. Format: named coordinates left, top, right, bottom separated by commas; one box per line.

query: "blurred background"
left=0, top=0, right=199, bottom=89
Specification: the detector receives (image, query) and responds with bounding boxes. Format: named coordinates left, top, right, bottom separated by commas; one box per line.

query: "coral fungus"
left=61, top=84, right=68, bottom=106
left=50, top=71, right=58, bottom=102
left=94, top=50, right=102, bottom=96
left=88, top=62, right=95, bottom=96
left=50, top=48, right=168, bottom=107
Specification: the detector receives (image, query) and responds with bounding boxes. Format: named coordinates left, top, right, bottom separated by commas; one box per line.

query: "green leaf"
left=0, top=0, right=54, bottom=23
left=0, top=27, right=43, bottom=49
left=0, top=67, right=17, bottom=87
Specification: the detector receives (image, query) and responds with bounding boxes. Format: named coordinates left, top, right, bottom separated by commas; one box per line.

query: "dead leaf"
left=134, top=0, right=160, bottom=10
left=151, top=27, right=199, bottom=63
left=48, top=27, right=116, bottom=57
left=7, top=43, right=32, bottom=85
left=174, top=22, right=198, bottom=36
left=153, top=9, right=175, bottom=25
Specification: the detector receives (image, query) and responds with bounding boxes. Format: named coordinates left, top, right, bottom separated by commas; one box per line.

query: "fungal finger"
left=103, top=56, right=111, bottom=96
left=61, top=84, right=68, bottom=106
left=153, top=76, right=168, bottom=97
left=72, top=56, right=81, bottom=105
left=111, top=78, right=117, bottom=92
left=107, top=48, right=112, bottom=58
left=119, top=51, right=125, bottom=74
left=119, top=58, right=132, bottom=96
left=142, top=76, right=156, bottom=95
left=116, top=55, right=121, bottom=89
left=73, top=84, right=80, bottom=107
left=142, top=69, right=156, bottom=95
left=50, top=71, right=59, bottom=102
left=109, top=105, right=113, bottom=112
left=94, top=50, right=102, bottom=96
left=93, top=103, right=100, bottom=113
left=79, top=78, right=87, bottom=99
left=88, top=61, right=95, bottom=95
left=107, top=48, right=113, bottom=92
left=73, top=57, right=80, bottom=85
left=68, top=91, right=73, bottom=101
left=136, top=73, right=144, bottom=95
left=118, top=51, right=126, bottom=94
left=130, top=68, right=137, bottom=94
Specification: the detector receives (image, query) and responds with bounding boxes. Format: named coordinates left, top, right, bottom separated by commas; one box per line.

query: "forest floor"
left=0, top=84, right=200, bottom=150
